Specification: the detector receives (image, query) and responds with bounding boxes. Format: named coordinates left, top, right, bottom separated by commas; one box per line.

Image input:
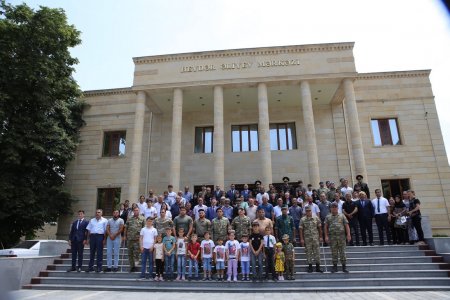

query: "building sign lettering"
left=180, top=59, right=300, bottom=73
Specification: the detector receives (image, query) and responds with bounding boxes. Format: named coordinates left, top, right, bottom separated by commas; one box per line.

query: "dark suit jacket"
left=214, top=190, right=224, bottom=200
left=226, top=189, right=238, bottom=201
left=69, top=219, right=89, bottom=242
left=356, top=199, right=374, bottom=220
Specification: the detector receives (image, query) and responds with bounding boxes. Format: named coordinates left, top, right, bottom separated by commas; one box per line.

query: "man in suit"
left=214, top=185, right=224, bottom=201
left=226, top=184, right=238, bottom=202
left=68, top=210, right=89, bottom=272
left=356, top=191, right=374, bottom=246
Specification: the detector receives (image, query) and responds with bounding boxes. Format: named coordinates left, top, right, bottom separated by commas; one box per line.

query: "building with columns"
left=57, top=42, right=450, bottom=238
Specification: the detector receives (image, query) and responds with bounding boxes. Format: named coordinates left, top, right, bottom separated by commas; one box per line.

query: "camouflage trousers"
left=330, top=238, right=346, bottom=264
left=127, top=239, right=140, bottom=268
left=284, top=257, right=295, bottom=277
left=304, top=239, right=321, bottom=264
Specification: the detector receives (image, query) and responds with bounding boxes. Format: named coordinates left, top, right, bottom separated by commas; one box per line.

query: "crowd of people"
left=67, top=175, right=425, bottom=281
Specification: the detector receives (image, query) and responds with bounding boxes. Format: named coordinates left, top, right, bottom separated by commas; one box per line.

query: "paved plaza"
left=6, top=290, right=450, bottom=300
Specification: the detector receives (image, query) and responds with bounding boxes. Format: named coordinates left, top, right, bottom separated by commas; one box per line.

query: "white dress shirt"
left=372, top=197, right=390, bottom=214
left=87, top=217, right=107, bottom=234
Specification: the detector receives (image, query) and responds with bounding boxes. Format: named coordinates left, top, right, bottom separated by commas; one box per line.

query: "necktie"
left=266, top=236, right=270, bottom=248
left=377, top=198, right=380, bottom=213
left=362, top=200, right=365, bottom=208
left=77, top=219, right=81, bottom=230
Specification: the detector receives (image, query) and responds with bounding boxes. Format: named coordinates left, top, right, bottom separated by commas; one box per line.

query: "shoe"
left=112, top=268, right=118, bottom=272
left=233, top=276, right=238, bottom=282
left=227, top=277, right=231, bottom=282
left=316, top=264, right=323, bottom=273
left=175, top=276, right=180, bottom=281
left=331, top=264, right=338, bottom=273
left=137, top=277, right=146, bottom=281
left=348, top=243, right=354, bottom=246
left=280, top=276, right=285, bottom=281
left=370, top=243, right=374, bottom=246
left=77, top=267, right=81, bottom=273
left=181, top=276, right=186, bottom=281
left=67, top=267, right=76, bottom=272
left=307, top=264, right=313, bottom=273
left=202, top=277, right=208, bottom=281
left=104, top=268, right=112, bottom=273
left=130, top=267, right=137, bottom=273
left=342, top=264, right=349, bottom=273
left=362, top=243, right=367, bottom=246
left=272, top=277, right=278, bottom=281
left=148, top=277, right=154, bottom=281
left=95, top=268, right=101, bottom=273
left=85, top=268, right=94, bottom=273
left=355, top=243, right=361, bottom=246
left=160, top=277, right=165, bottom=282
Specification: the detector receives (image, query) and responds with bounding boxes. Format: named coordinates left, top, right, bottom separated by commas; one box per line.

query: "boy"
left=213, top=237, right=226, bottom=281
left=162, top=227, right=176, bottom=280
left=225, top=230, right=240, bottom=282
left=200, top=231, right=215, bottom=281
left=250, top=221, right=264, bottom=281
left=239, top=234, right=251, bottom=281
left=187, top=233, right=200, bottom=280
left=176, top=228, right=187, bottom=281
left=139, top=217, right=158, bottom=280
left=282, top=234, right=295, bottom=280
left=263, top=226, right=277, bottom=281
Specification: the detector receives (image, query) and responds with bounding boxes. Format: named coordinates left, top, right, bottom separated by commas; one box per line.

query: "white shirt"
left=303, top=202, right=321, bottom=215
left=137, top=202, right=147, bottom=215
left=176, top=238, right=186, bottom=255
left=200, top=239, right=215, bottom=258
left=193, top=204, right=208, bottom=220
left=140, top=226, right=158, bottom=249
left=240, top=242, right=251, bottom=262
left=225, top=240, right=240, bottom=258
left=273, top=205, right=289, bottom=218
left=154, top=202, right=168, bottom=217
left=256, top=192, right=269, bottom=205
left=372, top=197, right=390, bottom=214
left=341, top=186, right=353, bottom=196
left=144, top=206, right=157, bottom=219
left=263, top=235, right=276, bottom=248
left=87, top=217, right=107, bottom=234
left=334, top=200, right=344, bottom=214
left=167, top=192, right=177, bottom=207
left=154, top=243, right=164, bottom=259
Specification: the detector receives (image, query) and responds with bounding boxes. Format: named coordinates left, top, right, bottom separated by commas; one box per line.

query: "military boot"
left=307, top=264, right=313, bottom=273
left=331, top=264, right=338, bottom=273
left=342, top=264, right=349, bottom=273
left=315, top=263, right=323, bottom=273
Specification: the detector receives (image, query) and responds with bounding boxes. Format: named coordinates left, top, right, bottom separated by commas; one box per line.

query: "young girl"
left=154, top=235, right=164, bottom=281
left=239, top=234, right=251, bottom=281
left=213, top=237, right=226, bottom=281
left=225, top=230, right=240, bottom=282
left=274, top=242, right=285, bottom=281
left=187, top=234, right=200, bottom=280
left=176, top=228, right=187, bottom=281
left=201, top=232, right=215, bottom=281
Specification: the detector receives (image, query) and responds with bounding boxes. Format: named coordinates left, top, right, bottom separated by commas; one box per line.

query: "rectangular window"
left=102, top=131, right=126, bottom=157
left=371, top=118, right=401, bottom=146
left=231, top=124, right=259, bottom=152
left=97, top=188, right=121, bottom=216
left=269, top=123, right=297, bottom=150
left=381, top=179, right=410, bottom=199
left=194, top=126, right=214, bottom=153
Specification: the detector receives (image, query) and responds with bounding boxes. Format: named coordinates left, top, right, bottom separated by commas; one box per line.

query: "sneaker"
left=160, top=277, right=165, bottom=282
left=202, top=277, right=208, bottom=281
left=175, top=276, right=180, bottom=281
left=85, top=268, right=94, bottom=273
left=181, top=276, right=186, bottom=281
left=281, top=275, right=285, bottom=281
left=67, top=267, right=76, bottom=272
left=77, top=267, right=81, bottom=273
left=233, top=276, right=238, bottom=282
left=227, top=277, right=231, bottom=282
left=112, top=268, right=118, bottom=272
left=104, top=268, right=112, bottom=273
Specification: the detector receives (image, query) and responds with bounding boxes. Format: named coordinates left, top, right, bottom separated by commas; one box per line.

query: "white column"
left=169, top=88, right=183, bottom=191
left=257, top=83, right=273, bottom=185
left=213, top=86, right=225, bottom=188
left=343, top=78, right=367, bottom=180
left=128, top=91, right=146, bottom=202
left=300, top=81, right=320, bottom=187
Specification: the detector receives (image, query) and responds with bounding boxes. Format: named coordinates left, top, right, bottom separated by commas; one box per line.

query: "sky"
left=10, top=0, right=450, bottom=163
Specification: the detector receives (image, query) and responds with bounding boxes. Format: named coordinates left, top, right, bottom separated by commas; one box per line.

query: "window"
left=102, top=131, right=126, bottom=157
left=371, top=118, right=401, bottom=146
left=195, top=127, right=213, bottom=153
left=381, top=179, right=410, bottom=199
left=270, top=123, right=297, bottom=150
left=231, top=124, right=259, bottom=152
left=97, top=188, right=121, bottom=216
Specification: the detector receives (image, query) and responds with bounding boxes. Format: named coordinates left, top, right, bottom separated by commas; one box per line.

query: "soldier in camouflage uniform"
left=231, top=207, right=251, bottom=241
left=124, top=207, right=145, bottom=272
left=212, top=207, right=230, bottom=243
left=325, top=202, right=351, bottom=273
left=154, top=208, right=173, bottom=237
left=193, top=209, right=211, bottom=242
left=299, top=206, right=323, bottom=273
left=281, top=234, right=295, bottom=280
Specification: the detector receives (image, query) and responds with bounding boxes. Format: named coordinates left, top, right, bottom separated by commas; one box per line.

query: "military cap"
left=281, top=205, right=288, bottom=210
left=356, top=174, right=364, bottom=180
left=255, top=180, right=262, bottom=185
left=282, top=234, right=289, bottom=240
left=330, top=202, right=338, bottom=208
left=282, top=176, right=290, bottom=182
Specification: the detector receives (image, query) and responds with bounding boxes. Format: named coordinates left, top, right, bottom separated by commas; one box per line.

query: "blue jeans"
left=241, top=261, right=250, bottom=275
left=141, top=248, right=154, bottom=278
left=251, top=251, right=264, bottom=279
left=88, top=234, right=104, bottom=270
left=165, top=254, right=174, bottom=279
left=106, top=237, right=121, bottom=268
left=203, top=257, right=212, bottom=271
left=188, top=258, right=198, bottom=277
left=177, top=254, right=186, bottom=276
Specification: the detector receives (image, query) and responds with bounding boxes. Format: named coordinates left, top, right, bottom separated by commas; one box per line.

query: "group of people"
left=67, top=175, right=425, bottom=281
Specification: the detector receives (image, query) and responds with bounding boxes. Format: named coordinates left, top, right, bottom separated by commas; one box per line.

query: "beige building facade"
left=57, top=42, right=450, bottom=238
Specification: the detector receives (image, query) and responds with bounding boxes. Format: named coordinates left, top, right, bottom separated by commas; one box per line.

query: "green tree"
left=0, top=1, right=84, bottom=248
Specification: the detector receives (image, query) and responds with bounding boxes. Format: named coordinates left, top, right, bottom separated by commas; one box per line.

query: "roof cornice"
left=357, top=70, right=431, bottom=80
left=133, top=42, right=355, bottom=65
left=83, top=87, right=134, bottom=97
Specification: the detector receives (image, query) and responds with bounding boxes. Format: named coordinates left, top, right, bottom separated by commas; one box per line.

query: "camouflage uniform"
left=211, top=217, right=229, bottom=243
left=325, top=213, right=348, bottom=264
left=193, top=218, right=211, bottom=242
left=125, top=215, right=145, bottom=269
left=154, top=217, right=173, bottom=237
left=276, top=215, right=295, bottom=242
left=282, top=242, right=295, bottom=279
left=299, top=215, right=321, bottom=264
left=231, top=215, right=251, bottom=241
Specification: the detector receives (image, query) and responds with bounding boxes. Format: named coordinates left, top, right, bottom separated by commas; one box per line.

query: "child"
left=213, top=237, right=226, bottom=281
left=176, top=228, right=187, bottom=281
left=239, top=234, right=251, bottom=281
left=139, top=217, right=158, bottom=280
left=200, top=231, right=215, bottom=281
left=225, top=230, right=240, bottom=282
left=187, top=233, right=200, bottom=280
left=282, top=234, right=295, bottom=280
left=250, top=221, right=264, bottom=282
left=154, top=234, right=164, bottom=281
left=274, top=242, right=285, bottom=281
left=162, top=227, right=176, bottom=280
left=263, top=226, right=277, bottom=281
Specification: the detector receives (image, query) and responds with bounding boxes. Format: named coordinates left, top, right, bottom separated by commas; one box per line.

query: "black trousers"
left=88, top=234, right=104, bottom=270
left=375, top=213, right=391, bottom=245
left=347, top=218, right=360, bottom=245
left=264, top=248, right=275, bottom=279
left=412, top=216, right=425, bottom=241
left=71, top=240, right=84, bottom=268
left=155, top=259, right=164, bottom=276
left=359, top=217, right=373, bottom=244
